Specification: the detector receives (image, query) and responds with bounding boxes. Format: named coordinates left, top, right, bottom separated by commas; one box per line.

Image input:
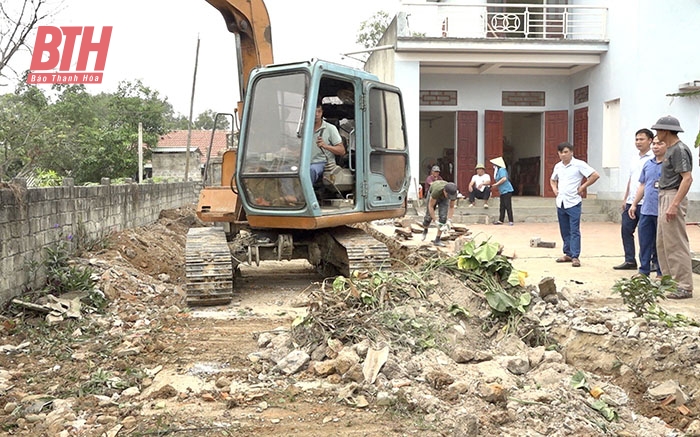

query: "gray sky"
left=5, top=0, right=399, bottom=117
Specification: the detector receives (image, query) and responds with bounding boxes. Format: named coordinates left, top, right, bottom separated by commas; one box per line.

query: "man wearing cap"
left=652, top=115, right=693, bottom=299
left=421, top=180, right=458, bottom=247
left=424, top=165, right=443, bottom=196
left=468, top=164, right=492, bottom=208
left=550, top=142, right=600, bottom=268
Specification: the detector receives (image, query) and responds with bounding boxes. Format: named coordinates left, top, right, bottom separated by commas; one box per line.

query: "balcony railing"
left=399, top=2, right=608, bottom=40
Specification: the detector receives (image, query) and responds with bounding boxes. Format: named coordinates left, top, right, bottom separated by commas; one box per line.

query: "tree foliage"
left=194, top=109, right=231, bottom=131
left=167, top=109, right=232, bottom=131
left=356, top=11, right=391, bottom=50
left=0, top=78, right=226, bottom=183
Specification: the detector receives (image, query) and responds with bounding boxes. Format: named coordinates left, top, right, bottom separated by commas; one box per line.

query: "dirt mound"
left=97, top=204, right=201, bottom=286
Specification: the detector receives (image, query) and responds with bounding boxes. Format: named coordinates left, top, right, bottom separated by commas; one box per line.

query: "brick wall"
left=0, top=178, right=199, bottom=306
left=420, top=90, right=458, bottom=106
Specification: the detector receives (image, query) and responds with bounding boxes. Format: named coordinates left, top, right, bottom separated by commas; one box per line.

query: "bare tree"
left=0, top=0, right=56, bottom=81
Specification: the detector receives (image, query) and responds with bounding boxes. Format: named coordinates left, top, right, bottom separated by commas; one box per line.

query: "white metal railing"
left=399, top=2, right=608, bottom=40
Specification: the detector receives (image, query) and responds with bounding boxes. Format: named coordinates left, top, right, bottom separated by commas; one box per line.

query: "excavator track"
left=185, top=227, right=234, bottom=306
left=327, top=227, right=392, bottom=275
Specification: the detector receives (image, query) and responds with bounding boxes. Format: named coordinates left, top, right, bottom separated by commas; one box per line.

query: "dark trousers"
left=638, top=214, right=660, bottom=276
left=498, top=192, right=513, bottom=222
left=621, top=203, right=639, bottom=264
left=468, top=186, right=491, bottom=203
left=557, top=202, right=582, bottom=259
left=422, top=197, right=449, bottom=227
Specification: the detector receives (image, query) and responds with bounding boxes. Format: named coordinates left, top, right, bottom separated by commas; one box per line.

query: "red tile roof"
left=156, top=130, right=231, bottom=164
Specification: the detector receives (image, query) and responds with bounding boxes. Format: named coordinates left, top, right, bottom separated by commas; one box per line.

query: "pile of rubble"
left=1, top=207, right=699, bottom=436
left=244, top=267, right=700, bottom=436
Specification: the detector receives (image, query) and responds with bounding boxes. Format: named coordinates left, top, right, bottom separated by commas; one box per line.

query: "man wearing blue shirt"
left=550, top=142, right=600, bottom=268
left=628, top=136, right=665, bottom=277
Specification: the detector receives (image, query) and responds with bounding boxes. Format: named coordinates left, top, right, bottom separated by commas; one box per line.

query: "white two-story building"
left=365, top=0, right=700, bottom=200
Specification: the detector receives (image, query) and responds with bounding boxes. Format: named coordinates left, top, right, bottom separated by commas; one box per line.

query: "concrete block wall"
left=0, top=178, right=199, bottom=306
left=420, top=90, right=458, bottom=106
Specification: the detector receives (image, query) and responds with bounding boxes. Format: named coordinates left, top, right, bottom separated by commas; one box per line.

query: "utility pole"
left=185, top=35, right=201, bottom=181
left=138, top=122, right=143, bottom=183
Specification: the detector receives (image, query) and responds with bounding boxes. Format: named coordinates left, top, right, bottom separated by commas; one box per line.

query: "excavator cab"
left=236, top=59, right=410, bottom=230
left=189, top=1, right=411, bottom=305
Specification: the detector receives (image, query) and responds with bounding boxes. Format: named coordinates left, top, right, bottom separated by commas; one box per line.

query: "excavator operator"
left=310, top=103, right=345, bottom=185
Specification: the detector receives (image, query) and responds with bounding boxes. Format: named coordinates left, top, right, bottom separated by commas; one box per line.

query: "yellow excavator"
left=186, top=0, right=410, bottom=305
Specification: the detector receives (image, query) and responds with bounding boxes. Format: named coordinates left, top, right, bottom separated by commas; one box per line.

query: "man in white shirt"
left=550, top=142, right=600, bottom=267
left=468, top=164, right=492, bottom=208
left=613, top=128, right=654, bottom=270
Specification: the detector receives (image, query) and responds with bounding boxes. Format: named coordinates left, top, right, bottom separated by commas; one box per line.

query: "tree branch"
left=0, top=0, right=56, bottom=80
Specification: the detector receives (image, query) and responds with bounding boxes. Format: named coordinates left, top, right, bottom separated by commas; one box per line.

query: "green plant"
left=611, top=274, right=675, bottom=316
left=331, top=270, right=428, bottom=308
left=644, top=304, right=698, bottom=327
left=571, top=370, right=618, bottom=422
left=72, top=219, right=110, bottom=253
left=455, top=240, right=531, bottom=318
left=456, top=240, right=512, bottom=281
left=421, top=238, right=531, bottom=336
left=448, top=304, right=469, bottom=319
left=79, top=368, right=127, bottom=396
left=83, top=288, right=108, bottom=313
left=611, top=275, right=698, bottom=326
left=20, top=225, right=96, bottom=302
left=34, top=168, right=63, bottom=187
left=43, top=244, right=95, bottom=296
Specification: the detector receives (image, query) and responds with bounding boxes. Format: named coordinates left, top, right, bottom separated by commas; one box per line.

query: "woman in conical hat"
left=490, top=157, right=515, bottom=225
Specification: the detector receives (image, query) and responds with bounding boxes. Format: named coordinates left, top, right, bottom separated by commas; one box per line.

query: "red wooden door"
left=543, top=110, right=569, bottom=198
left=484, top=110, right=504, bottom=197
left=573, top=107, right=589, bottom=197
left=573, top=107, right=588, bottom=163
left=456, top=111, right=477, bottom=195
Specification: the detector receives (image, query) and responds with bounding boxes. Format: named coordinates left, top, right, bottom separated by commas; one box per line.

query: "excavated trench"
left=364, top=221, right=700, bottom=432
left=553, top=325, right=699, bottom=430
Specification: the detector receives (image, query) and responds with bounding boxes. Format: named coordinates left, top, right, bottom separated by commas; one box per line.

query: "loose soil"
left=1, top=206, right=698, bottom=436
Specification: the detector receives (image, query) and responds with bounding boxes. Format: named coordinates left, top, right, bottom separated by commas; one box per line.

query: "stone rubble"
left=0, top=208, right=698, bottom=436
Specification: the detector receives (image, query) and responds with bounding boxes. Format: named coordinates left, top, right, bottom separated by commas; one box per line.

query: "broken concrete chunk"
left=342, top=363, right=364, bottom=383
left=477, top=383, right=508, bottom=404
left=505, top=357, right=530, bottom=375
left=276, top=350, right=310, bottom=375
left=335, top=349, right=360, bottom=375
left=363, top=345, right=389, bottom=384
left=538, top=277, right=557, bottom=298
left=313, top=359, right=337, bottom=376
left=647, top=380, right=683, bottom=401
left=326, top=338, right=344, bottom=359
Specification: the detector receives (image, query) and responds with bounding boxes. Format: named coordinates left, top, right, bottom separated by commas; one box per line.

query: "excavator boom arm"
left=205, top=0, right=274, bottom=102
